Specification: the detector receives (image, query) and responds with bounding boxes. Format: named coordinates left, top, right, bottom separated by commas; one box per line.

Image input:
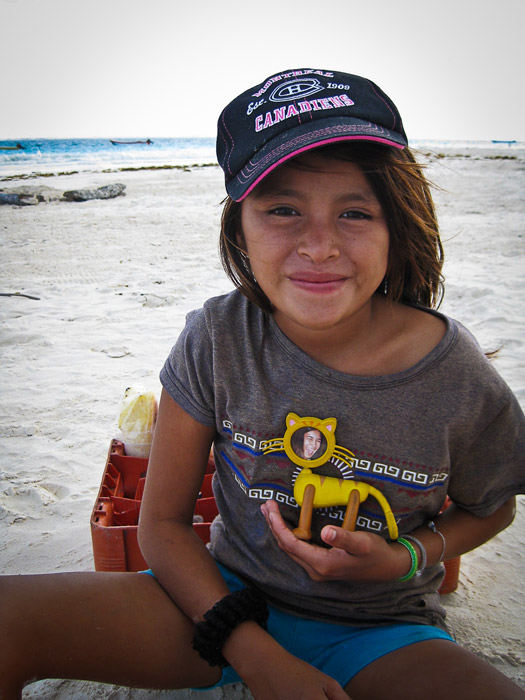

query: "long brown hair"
left=219, top=142, right=444, bottom=313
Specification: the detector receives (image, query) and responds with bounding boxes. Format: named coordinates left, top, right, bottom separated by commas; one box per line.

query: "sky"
left=1, top=0, right=524, bottom=141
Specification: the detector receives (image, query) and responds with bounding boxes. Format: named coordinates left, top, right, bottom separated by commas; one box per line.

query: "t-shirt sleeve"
left=160, top=308, right=216, bottom=427
left=447, top=365, right=525, bottom=517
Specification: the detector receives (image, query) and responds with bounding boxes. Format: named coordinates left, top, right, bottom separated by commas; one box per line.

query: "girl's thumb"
left=321, top=526, right=370, bottom=555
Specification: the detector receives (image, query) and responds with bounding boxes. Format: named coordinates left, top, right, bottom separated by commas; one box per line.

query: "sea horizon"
left=1, top=136, right=522, bottom=179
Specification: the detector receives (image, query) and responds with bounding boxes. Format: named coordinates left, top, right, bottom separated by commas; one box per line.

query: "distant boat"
left=0, top=143, right=25, bottom=151
left=491, top=140, right=517, bottom=145
left=109, top=139, right=153, bottom=145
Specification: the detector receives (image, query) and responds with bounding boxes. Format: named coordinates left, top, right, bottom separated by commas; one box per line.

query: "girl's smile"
left=238, top=153, right=390, bottom=347
left=287, top=272, right=348, bottom=295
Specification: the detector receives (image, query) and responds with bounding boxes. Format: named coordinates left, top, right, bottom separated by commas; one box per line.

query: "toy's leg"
left=293, top=484, right=315, bottom=540
left=342, top=488, right=360, bottom=531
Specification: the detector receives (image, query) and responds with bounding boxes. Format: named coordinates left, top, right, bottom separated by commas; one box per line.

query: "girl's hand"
left=246, top=653, right=350, bottom=700
left=261, top=500, right=403, bottom=582
left=227, top=626, right=349, bottom=700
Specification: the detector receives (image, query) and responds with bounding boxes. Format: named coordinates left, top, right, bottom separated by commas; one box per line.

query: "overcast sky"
left=1, top=0, right=523, bottom=141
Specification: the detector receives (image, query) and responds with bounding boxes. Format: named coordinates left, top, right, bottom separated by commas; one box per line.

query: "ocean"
left=0, top=137, right=217, bottom=178
left=0, top=137, right=521, bottom=179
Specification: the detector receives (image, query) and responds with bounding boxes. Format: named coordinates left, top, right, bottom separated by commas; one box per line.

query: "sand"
left=1, top=146, right=524, bottom=697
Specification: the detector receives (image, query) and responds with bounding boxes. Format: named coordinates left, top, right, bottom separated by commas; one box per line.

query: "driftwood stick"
left=0, top=292, right=40, bottom=300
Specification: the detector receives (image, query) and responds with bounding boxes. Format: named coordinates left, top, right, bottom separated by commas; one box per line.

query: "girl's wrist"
left=406, top=521, right=447, bottom=569
left=393, top=522, right=447, bottom=580
left=222, top=621, right=280, bottom=676
left=193, top=588, right=269, bottom=668
left=391, top=539, right=415, bottom=580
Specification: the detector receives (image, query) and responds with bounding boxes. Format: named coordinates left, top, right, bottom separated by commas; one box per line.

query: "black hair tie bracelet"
left=192, top=586, right=269, bottom=668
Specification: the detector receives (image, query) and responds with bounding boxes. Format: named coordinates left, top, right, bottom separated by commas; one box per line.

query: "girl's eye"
left=341, top=210, right=372, bottom=220
left=269, top=206, right=299, bottom=217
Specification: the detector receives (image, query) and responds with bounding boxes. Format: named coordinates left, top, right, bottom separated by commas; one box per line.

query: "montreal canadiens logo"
left=269, top=78, right=324, bottom=102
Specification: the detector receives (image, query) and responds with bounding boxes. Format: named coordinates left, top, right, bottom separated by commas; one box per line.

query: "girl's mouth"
left=288, top=273, right=348, bottom=293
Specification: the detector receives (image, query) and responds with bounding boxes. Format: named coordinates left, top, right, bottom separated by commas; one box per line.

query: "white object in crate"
left=117, top=387, right=158, bottom=458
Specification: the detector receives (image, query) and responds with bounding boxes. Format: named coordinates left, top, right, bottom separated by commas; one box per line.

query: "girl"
left=1, top=68, right=524, bottom=700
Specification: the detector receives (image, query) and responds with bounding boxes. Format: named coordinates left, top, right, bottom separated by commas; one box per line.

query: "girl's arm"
left=138, top=388, right=231, bottom=615
left=261, top=497, right=516, bottom=582
left=139, top=390, right=348, bottom=700
left=396, top=497, right=516, bottom=571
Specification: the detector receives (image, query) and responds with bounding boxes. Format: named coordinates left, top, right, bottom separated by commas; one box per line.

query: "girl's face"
left=238, top=153, right=389, bottom=340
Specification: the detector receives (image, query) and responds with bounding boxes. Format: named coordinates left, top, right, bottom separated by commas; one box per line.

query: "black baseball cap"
left=217, top=68, right=407, bottom=201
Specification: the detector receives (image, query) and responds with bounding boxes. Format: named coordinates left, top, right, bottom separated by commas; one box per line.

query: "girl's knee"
left=347, top=640, right=525, bottom=700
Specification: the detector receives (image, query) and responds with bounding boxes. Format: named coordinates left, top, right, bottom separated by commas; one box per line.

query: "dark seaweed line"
left=0, top=162, right=219, bottom=182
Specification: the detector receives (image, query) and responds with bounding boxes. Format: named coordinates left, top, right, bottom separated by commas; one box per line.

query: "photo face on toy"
left=283, top=413, right=337, bottom=469
left=291, top=428, right=325, bottom=461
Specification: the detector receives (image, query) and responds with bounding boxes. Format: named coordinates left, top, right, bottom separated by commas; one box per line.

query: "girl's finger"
left=320, top=526, right=372, bottom=555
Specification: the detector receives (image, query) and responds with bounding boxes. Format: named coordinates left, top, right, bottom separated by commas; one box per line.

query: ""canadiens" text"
left=254, top=94, right=355, bottom=132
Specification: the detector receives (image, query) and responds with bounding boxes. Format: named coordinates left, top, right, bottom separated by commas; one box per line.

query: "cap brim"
left=227, top=117, right=407, bottom=201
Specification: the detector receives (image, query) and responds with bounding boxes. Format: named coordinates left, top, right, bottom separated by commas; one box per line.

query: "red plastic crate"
left=436, top=497, right=461, bottom=594
left=439, top=555, right=461, bottom=594
left=91, top=440, right=459, bottom=592
left=91, top=439, right=216, bottom=571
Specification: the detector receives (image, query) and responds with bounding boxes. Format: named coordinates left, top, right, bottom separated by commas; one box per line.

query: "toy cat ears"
left=284, top=412, right=337, bottom=469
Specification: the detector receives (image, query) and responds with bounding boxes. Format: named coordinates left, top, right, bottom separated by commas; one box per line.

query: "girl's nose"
left=297, top=220, right=339, bottom=262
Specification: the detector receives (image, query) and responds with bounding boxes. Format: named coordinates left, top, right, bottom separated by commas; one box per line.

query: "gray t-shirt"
left=160, top=290, right=525, bottom=630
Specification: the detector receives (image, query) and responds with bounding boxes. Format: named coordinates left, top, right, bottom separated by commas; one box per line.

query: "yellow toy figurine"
left=265, top=413, right=398, bottom=541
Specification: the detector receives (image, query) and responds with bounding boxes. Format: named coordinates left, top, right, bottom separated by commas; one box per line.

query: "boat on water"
left=0, top=143, right=25, bottom=151
left=491, top=140, right=517, bottom=145
left=109, top=139, right=153, bottom=145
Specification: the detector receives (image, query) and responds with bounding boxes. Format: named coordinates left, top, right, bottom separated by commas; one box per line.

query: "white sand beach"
left=1, top=146, right=524, bottom=697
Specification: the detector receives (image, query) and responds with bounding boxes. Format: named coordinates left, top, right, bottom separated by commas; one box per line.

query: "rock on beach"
left=62, top=183, right=126, bottom=202
left=0, top=183, right=126, bottom=205
left=0, top=192, right=38, bottom=206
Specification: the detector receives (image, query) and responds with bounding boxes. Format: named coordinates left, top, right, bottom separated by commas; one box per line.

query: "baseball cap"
left=217, top=68, right=407, bottom=201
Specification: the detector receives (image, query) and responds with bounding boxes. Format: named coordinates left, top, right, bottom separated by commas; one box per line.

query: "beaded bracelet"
left=428, top=520, right=447, bottom=562
left=397, top=537, right=418, bottom=581
left=192, top=587, right=269, bottom=668
left=403, top=535, right=427, bottom=576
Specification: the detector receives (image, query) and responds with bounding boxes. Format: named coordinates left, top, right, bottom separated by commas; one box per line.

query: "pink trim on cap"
left=236, top=135, right=405, bottom=201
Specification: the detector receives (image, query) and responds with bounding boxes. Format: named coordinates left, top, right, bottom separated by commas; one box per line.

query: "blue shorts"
left=143, top=562, right=454, bottom=690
